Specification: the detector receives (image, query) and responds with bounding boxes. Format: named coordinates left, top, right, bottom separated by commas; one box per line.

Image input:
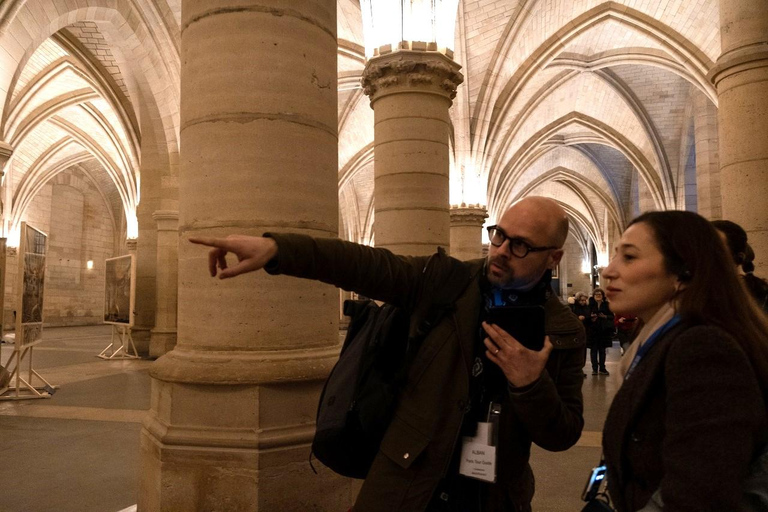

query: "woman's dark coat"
left=587, top=298, right=614, bottom=348
left=603, top=324, right=767, bottom=512
left=571, top=303, right=592, bottom=333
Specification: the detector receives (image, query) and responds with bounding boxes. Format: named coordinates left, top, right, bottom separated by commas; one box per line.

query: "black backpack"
left=311, top=249, right=474, bottom=479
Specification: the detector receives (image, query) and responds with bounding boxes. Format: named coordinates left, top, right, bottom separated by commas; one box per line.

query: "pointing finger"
left=189, top=236, right=239, bottom=252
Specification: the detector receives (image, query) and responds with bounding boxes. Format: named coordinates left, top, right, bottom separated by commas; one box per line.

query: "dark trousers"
left=590, top=345, right=606, bottom=371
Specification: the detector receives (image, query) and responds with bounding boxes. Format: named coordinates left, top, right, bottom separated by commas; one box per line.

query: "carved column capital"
left=126, top=238, right=138, bottom=253
left=362, top=49, right=464, bottom=104
left=450, top=204, right=488, bottom=228
left=152, top=210, right=179, bottom=231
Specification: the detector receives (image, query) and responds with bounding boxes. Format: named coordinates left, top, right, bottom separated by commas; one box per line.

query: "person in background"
left=571, top=292, right=591, bottom=327
left=587, top=288, right=614, bottom=375
left=601, top=210, right=768, bottom=512
left=712, top=219, right=768, bottom=313
left=572, top=292, right=592, bottom=378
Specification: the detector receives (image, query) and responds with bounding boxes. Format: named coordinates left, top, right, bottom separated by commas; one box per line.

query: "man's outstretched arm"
left=189, top=233, right=430, bottom=310
left=189, top=235, right=278, bottom=279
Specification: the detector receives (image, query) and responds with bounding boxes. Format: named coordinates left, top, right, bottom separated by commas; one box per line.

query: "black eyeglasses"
left=487, top=225, right=558, bottom=258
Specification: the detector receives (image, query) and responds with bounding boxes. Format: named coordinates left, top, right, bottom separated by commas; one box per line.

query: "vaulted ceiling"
left=0, top=0, right=722, bottom=261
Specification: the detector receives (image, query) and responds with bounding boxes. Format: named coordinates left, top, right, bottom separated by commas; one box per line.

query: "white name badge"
left=458, top=422, right=497, bottom=483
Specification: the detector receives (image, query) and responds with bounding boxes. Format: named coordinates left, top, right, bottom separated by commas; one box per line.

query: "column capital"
left=450, top=204, right=488, bottom=228
left=126, top=238, right=138, bottom=252
left=709, top=45, right=768, bottom=88
left=152, top=209, right=179, bottom=231
left=361, top=49, right=463, bottom=104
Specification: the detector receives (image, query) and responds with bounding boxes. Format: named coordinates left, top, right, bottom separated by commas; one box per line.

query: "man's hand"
left=189, top=235, right=278, bottom=279
left=482, top=321, right=553, bottom=387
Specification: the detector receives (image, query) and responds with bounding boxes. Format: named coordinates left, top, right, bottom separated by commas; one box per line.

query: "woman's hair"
left=630, top=211, right=768, bottom=405
left=592, top=287, right=605, bottom=298
left=575, top=291, right=587, bottom=301
left=711, top=219, right=768, bottom=309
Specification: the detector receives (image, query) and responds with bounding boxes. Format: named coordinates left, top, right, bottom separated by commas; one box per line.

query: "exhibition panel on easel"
left=104, top=255, right=134, bottom=327
left=1, top=222, right=56, bottom=399
left=18, top=223, right=47, bottom=348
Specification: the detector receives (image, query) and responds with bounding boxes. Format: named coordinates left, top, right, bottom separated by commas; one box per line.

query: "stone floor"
left=0, top=326, right=621, bottom=511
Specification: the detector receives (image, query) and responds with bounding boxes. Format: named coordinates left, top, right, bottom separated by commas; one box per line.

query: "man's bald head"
left=486, top=196, right=568, bottom=290
left=499, top=197, right=569, bottom=248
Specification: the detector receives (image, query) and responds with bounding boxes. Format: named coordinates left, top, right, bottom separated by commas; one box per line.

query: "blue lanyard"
left=624, top=315, right=681, bottom=380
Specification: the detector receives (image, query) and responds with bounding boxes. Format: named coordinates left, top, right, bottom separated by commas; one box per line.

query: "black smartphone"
left=486, top=305, right=545, bottom=351
left=581, top=464, right=607, bottom=501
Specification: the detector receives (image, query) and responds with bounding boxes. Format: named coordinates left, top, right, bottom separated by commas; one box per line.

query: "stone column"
left=1, top=143, right=13, bottom=334
left=0, top=141, right=12, bottom=241
left=149, top=210, right=178, bottom=358
left=133, top=176, right=160, bottom=356
left=139, top=2, right=352, bottom=512
left=449, top=204, right=487, bottom=261
left=362, top=46, right=463, bottom=256
left=0, top=141, right=11, bottom=171
left=693, top=90, right=721, bottom=219
left=711, top=0, right=768, bottom=271
left=126, top=238, right=137, bottom=254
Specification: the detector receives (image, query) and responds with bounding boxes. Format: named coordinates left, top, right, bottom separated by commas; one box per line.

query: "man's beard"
left=487, top=255, right=548, bottom=291
left=487, top=255, right=514, bottom=288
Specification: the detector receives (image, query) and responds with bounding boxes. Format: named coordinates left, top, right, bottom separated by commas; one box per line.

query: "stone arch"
left=338, top=143, right=374, bottom=244
left=473, top=1, right=717, bottom=184
left=11, top=121, right=132, bottom=235
left=0, top=0, right=181, bottom=204
left=509, top=166, right=625, bottom=229
left=484, top=70, right=673, bottom=208
left=50, top=163, right=121, bottom=246
left=488, top=113, right=666, bottom=218
left=479, top=2, right=714, bottom=131
left=547, top=48, right=716, bottom=104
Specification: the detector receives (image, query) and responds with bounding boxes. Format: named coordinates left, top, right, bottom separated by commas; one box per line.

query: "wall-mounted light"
left=86, top=260, right=94, bottom=270
left=581, top=259, right=591, bottom=274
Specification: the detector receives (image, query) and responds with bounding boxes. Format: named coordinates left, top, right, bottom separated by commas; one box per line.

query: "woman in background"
left=712, top=219, right=768, bottom=312
left=600, top=210, right=768, bottom=511
left=587, top=288, right=614, bottom=375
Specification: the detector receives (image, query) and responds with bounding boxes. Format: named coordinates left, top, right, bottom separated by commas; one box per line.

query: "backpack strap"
left=409, top=247, right=477, bottom=343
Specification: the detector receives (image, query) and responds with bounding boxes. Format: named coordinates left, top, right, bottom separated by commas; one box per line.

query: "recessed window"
left=86, top=260, right=94, bottom=270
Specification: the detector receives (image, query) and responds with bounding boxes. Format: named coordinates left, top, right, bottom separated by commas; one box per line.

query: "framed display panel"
left=103, top=254, right=135, bottom=327
left=15, top=223, right=47, bottom=349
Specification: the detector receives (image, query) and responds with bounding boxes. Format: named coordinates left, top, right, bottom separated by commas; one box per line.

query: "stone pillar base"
left=138, top=379, right=357, bottom=511
left=131, top=327, right=151, bottom=356
left=149, top=329, right=177, bottom=359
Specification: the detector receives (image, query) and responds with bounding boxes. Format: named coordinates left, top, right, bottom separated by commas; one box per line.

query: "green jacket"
left=266, top=233, right=586, bottom=511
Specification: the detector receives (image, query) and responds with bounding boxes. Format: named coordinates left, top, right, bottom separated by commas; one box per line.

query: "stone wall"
left=3, top=168, right=117, bottom=329
left=560, top=234, right=592, bottom=301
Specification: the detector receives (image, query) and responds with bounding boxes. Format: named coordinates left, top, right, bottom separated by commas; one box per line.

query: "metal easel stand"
left=0, top=338, right=57, bottom=400
left=97, top=325, right=139, bottom=360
